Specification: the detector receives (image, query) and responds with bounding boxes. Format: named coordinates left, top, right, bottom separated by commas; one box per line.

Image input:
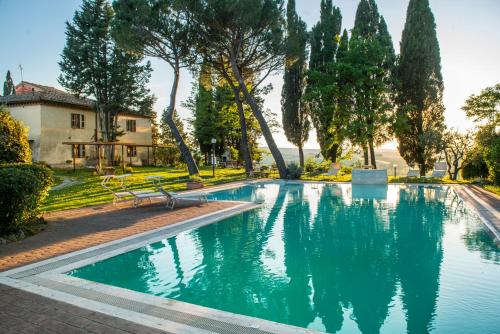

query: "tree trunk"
left=298, top=145, right=304, bottom=168
left=226, top=80, right=253, bottom=173
left=230, top=57, right=287, bottom=178
left=363, top=144, right=369, bottom=166
left=165, top=67, right=199, bottom=175
left=369, top=140, right=377, bottom=169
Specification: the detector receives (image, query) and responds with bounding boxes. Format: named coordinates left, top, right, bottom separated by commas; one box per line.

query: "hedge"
left=0, top=163, right=53, bottom=235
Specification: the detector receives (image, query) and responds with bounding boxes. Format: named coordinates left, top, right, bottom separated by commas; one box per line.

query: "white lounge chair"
left=427, top=162, right=447, bottom=179
left=146, top=175, right=208, bottom=209
left=101, top=174, right=165, bottom=207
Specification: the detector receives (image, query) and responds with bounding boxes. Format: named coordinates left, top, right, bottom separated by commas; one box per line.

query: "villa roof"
left=0, top=81, right=151, bottom=119
left=0, top=81, right=94, bottom=110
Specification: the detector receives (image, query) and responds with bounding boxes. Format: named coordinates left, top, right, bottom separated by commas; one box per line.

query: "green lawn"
left=42, top=166, right=249, bottom=212
left=484, top=185, right=500, bottom=196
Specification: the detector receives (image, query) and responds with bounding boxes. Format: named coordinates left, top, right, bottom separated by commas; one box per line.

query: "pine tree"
left=395, top=0, right=445, bottom=175
left=3, top=70, right=15, bottom=96
left=59, top=0, right=154, bottom=162
left=113, top=0, right=200, bottom=175
left=281, top=0, right=310, bottom=167
left=306, top=0, right=344, bottom=162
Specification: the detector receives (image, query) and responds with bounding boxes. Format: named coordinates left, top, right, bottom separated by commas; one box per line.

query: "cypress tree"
left=306, top=0, right=343, bottom=162
left=3, top=70, right=15, bottom=96
left=395, top=0, right=445, bottom=175
left=281, top=0, right=310, bottom=167
left=346, top=0, right=396, bottom=168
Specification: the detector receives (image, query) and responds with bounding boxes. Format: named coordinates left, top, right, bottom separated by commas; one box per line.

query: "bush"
left=0, top=107, right=32, bottom=163
left=286, top=163, right=303, bottom=179
left=462, top=151, right=489, bottom=180
left=304, top=157, right=318, bottom=172
left=0, top=163, right=53, bottom=235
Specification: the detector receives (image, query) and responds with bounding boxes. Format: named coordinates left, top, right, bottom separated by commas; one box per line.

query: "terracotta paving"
left=0, top=199, right=237, bottom=272
left=0, top=283, right=173, bottom=334
left=0, top=199, right=239, bottom=333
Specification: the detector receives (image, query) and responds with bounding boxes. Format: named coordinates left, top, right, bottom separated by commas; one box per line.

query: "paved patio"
left=0, top=199, right=239, bottom=334
left=0, top=200, right=237, bottom=272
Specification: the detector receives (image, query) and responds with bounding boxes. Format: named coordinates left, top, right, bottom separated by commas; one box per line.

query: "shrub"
left=188, top=174, right=204, bottom=182
left=124, top=166, right=133, bottom=173
left=286, top=163, right=303, bottom=179
left=304, top=157, right=318, bottom=172
left=462, top=150, right=489, bottom=180
left=339, top=166, right=352, bottom=176
left=0, top=107, right=32, bottom=163
left=0, top=163, right=53, bottom=235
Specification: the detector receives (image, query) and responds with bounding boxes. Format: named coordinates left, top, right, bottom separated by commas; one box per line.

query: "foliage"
left=186, top=65, right=263, bottom=166
left=462, top=150, right=489, bottom=180
left=188, top=174, right=204, bottom=183
left=345, top=0, right=396, bottom=168
left=156, top=110, right=189, bottom=167
left=187, top=0, right=288, bottom=178
left=388, top=176, right=468, bottom=184
left=3, top=70, right=15, bottom=96
left=484, top=185, right=500, bottom=196
left=286, top=162, right=303, bottom=179
left=0, top=163, right=53, bottom=235
left=281, top=0, right=310, bottom=167
left=462, top=84, right=500, bottom=184
left=462, top=83, right=500, bottom=123
left=0, top=107, right=31, bottom=163
left=113, top=0, right=199, bottom=175
left=442, top=129, right=474, bottom=180
left=59, top=0, right=154, bottom=146
left=305, top=0, right=344, bottom=162
left=395, top=0, right=445, bottom=175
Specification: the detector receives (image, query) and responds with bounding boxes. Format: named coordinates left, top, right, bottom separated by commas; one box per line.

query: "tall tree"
left=187, top=0, right=289, bottom=178
left=346, top=0, right=396, bottom=168
left=59, top=0, right=154, bottom=162
left=395, top=0, right=445, bottom=175
left=306, top=0, right=344, bottom=162
left=462, top=83, right=500, bottom=184
left=112, top=0, right=199, bottom=175
left=281, top=0, right=309, bottom=168
left=3, top=70, right=15, bottom=96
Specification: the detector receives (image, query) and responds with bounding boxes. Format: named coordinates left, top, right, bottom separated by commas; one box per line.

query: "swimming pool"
left=68, top=182, right=500, bottom=333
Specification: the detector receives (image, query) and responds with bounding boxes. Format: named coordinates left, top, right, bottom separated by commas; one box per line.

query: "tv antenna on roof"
left=18, top=64, right=24, bottom=82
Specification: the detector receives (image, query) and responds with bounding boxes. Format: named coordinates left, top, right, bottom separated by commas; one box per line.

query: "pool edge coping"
left=1, top=180, right=498, bottom=334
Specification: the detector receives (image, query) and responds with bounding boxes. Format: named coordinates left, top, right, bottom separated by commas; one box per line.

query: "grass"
left=388, top=176, right=470, bottom=184
left=483, top=185, right=500, bottom=196
left=42, top=166, right=249, bottom=212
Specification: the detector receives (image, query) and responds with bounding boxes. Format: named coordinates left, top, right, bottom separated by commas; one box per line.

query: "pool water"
left=68, top=182, right=500, bottom=333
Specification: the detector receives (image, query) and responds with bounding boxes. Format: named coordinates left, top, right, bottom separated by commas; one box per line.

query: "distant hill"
left=260, top=147, right=411, bottom=176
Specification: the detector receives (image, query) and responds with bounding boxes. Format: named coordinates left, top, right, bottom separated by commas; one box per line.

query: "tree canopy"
left=59, top=0, right=154, bottom=147
left=112, top=0, right=199, bottom=175
left=395, top=0, right=445, bottom=175
left=0, top=107, right=31, bottom=163
left=3, top=71, right=15, bottom=96
left=281, top=0, right=310, bottom=167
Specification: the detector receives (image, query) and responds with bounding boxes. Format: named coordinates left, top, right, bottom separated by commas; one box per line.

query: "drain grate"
left=23, top=276, right=274, bottom=334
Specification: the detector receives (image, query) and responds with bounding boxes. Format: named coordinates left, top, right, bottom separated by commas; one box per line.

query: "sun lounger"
left=101, top=174, right=166, bottom=207
left=146, top=175, right=209, bottom=209
left=426, top=162, right=447, bottom=179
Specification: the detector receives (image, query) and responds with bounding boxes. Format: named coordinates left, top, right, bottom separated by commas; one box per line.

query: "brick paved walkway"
left=0, top=200, right=236, bottom=272
left=0, top=283, right=173, bottom=334
left=0, top=199, right=239, bottom=333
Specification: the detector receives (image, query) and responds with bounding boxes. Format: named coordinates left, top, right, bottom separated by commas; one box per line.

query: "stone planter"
left=186, top=181, right=204, bottom=190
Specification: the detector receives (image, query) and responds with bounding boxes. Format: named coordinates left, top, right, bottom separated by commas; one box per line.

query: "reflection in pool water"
left=69, top=182, right=500, bottom=334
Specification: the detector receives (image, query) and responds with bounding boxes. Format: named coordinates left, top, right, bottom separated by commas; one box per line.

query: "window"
left=72, top=145, right=86, bottom=158
left=71, top=113, right=85, bottom=129
left=126, top=119, right=136, bottom=132
left=127, top=146, right=137, bottom=157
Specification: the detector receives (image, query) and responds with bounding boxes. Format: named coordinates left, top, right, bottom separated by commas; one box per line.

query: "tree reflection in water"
left=69, top=183, right=499, bottom=334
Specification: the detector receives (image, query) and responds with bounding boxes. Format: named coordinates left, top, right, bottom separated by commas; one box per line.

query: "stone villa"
left=0, top=82, right=153, bottom=167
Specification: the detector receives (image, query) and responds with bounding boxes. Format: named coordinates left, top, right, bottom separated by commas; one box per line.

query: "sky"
left=1, top=0, right=499, bottom=149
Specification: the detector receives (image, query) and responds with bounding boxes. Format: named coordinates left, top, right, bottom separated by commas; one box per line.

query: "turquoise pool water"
left=68, top=182, right=500, bottom=333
